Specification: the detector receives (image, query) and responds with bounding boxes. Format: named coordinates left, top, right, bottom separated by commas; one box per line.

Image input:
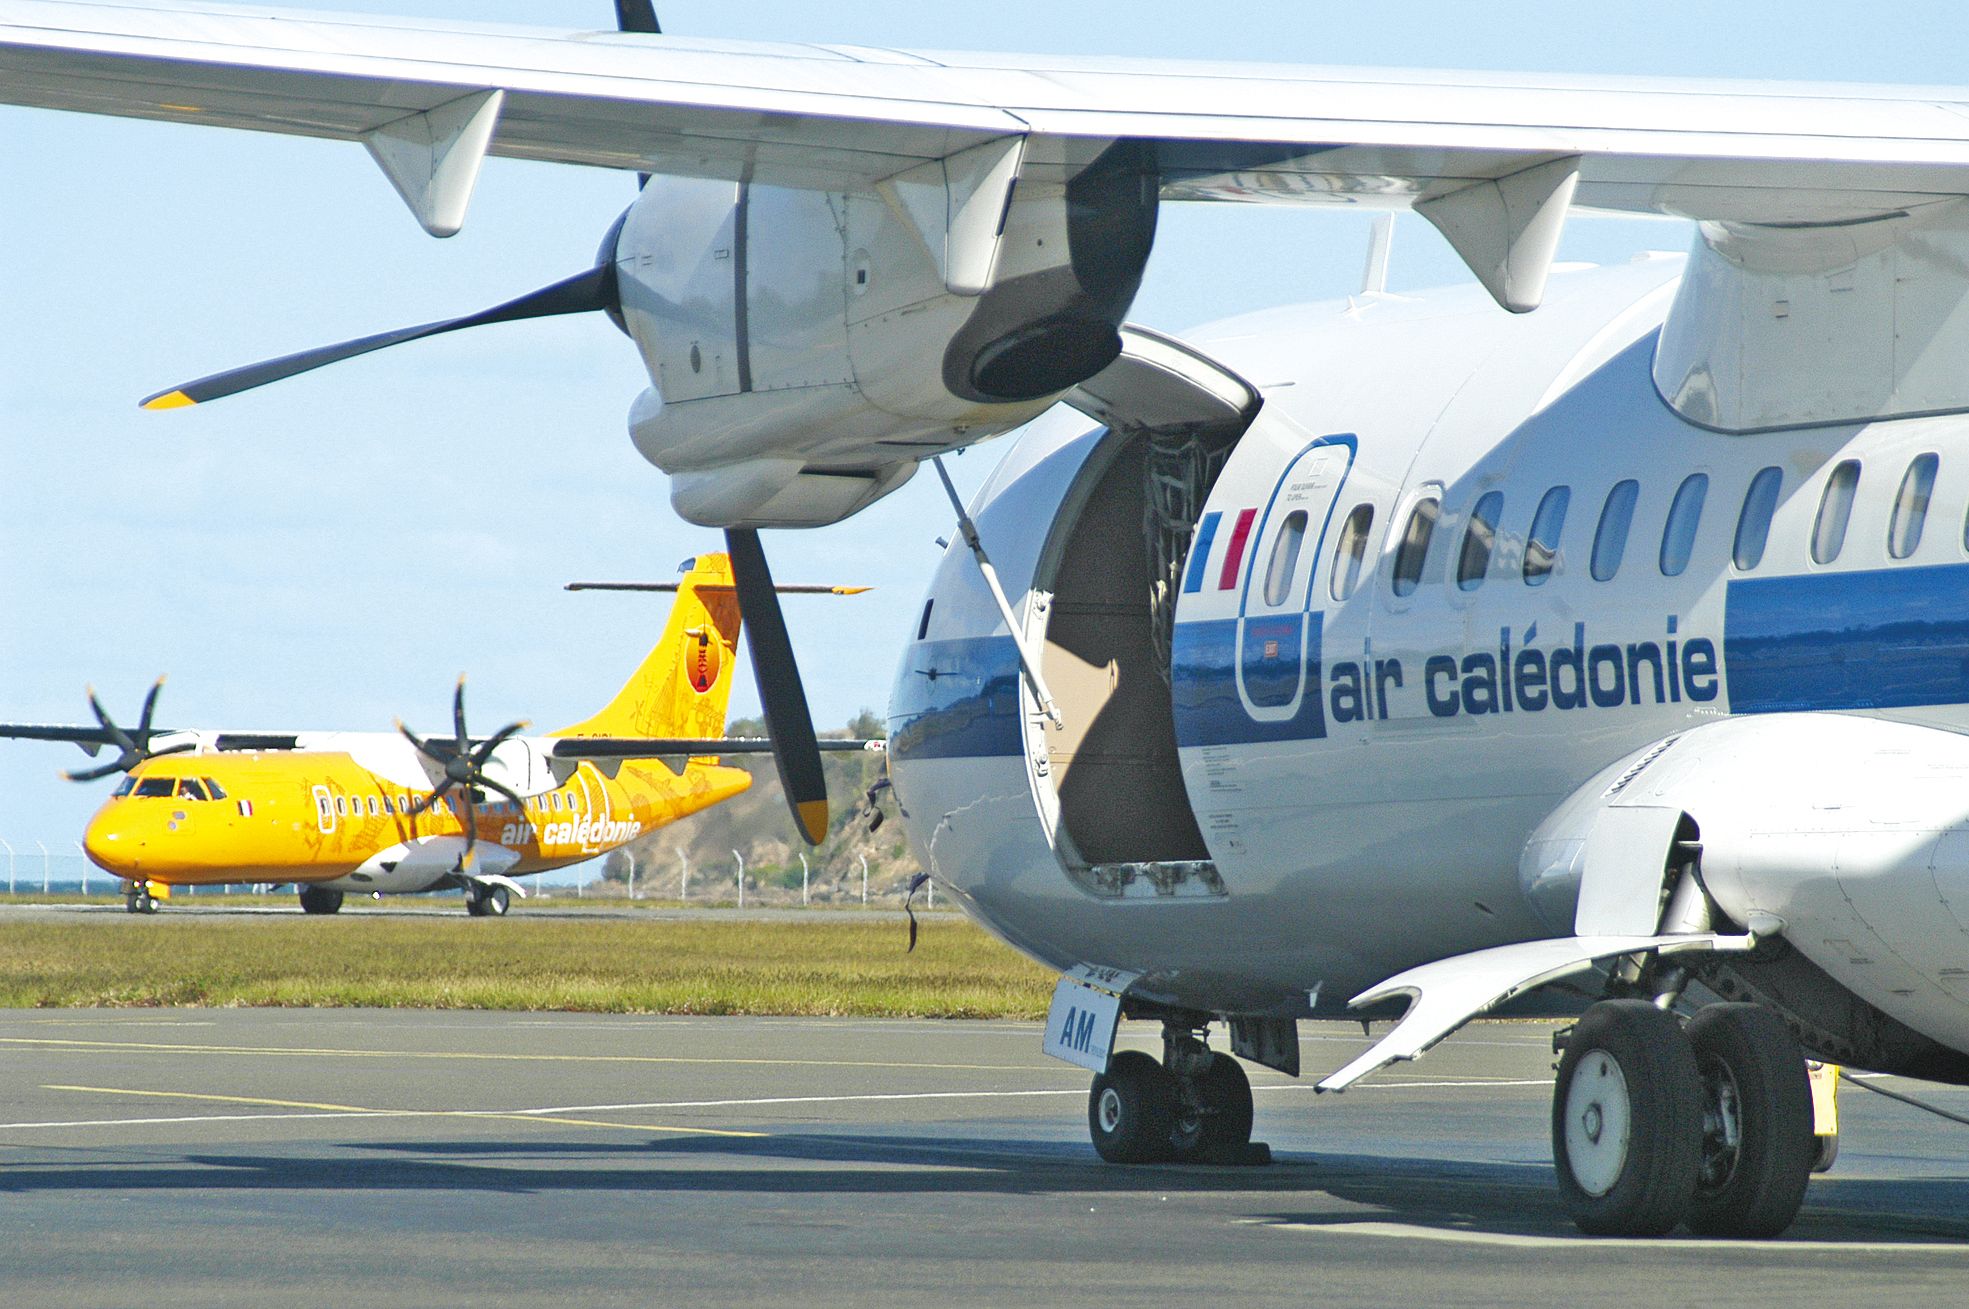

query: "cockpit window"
left=177, top=778, right=209, bottom=801
left=202, top=777, right=227, bottom=801
left=135, top=777, right=175, bottom=798
left=113, top=776, right=138, bottom=798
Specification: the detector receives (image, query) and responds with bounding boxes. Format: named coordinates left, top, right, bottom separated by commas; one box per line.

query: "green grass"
left=0, top=914, right=1057, bottom=1018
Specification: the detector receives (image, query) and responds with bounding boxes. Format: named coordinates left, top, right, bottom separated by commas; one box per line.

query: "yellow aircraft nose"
left=82, top=809, right=135, bottom=875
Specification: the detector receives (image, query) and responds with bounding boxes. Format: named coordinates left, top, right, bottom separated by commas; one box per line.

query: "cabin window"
left=1329, top=504, right=1374, bottom=601
left=382, top=797, right=394, bottom=815
left=366, top=796, right=380, bottom=817
left=1812, top=460, right=1861, bottom=563
left=135, top=777, right=175, bottom=798
left=1262, top=510, right=1309, bottom=606
left=1457, top=491, right=1503, bottom=591
left=1733, top=466, right=1783, bottom=570
left=1591, top=479, right=1640, bottom=581
left=334, top=795, right=347, bottom=816
left=551, top=793, right=563, bottom=811
left=1523, top=486, right=1569, bottom=585
left=1889, top=452, right=1939, bottom=559
left=1658, top=473, right=1708, bottom=577
left=1391, top=497, right=1439, bottom=597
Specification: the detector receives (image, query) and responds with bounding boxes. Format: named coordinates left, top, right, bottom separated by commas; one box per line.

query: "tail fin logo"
left=688, top=630, right=722, bottom=695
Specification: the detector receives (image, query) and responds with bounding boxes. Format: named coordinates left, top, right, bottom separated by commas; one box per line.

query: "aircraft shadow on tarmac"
left=7, top=1132, right=1969, bottom=1243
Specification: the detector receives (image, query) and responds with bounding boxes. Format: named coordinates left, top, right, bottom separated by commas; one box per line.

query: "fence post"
left=2, top=838, right=14, bottom=895
left=677, top=845, right=689, bottom=900
left=36, top=841, right=49, bottom=893
left=76, top=841, right=87, bottom=896
left=626, top=850, right=637, bottom=901
left=928, top=877, right=934, bottom=908
left=733, top=849, right=744, bottom=909
left=860, top=854, right=868, bottom=905
left=800, top=852, right=809, bottom=906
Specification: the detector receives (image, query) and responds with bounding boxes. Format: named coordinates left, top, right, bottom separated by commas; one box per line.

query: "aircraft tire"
left=1812, top=1132, right=1839, bottom=1174
left=1170, top=1053, right=1254, bottom=1163
left=1685, top=1004, right=1815, bottom=1238
left=1088, top=1050, right=1177, bottom=1164
left=1552, top=999, right=1702, bottom=1236
left=483, top=885, right=510, bottom=917
left=463, top=890, right=486, bottom=917
left=297, top=886, right=344, bottom=915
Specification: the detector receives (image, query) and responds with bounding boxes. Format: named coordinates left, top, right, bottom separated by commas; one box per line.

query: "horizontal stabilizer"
left=1314, top=932, right=1756, bottom=1093
left=566, top=582, right=869, bottom=595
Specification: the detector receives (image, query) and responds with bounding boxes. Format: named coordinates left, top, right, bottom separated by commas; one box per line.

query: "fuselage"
left=889, top=255, right=1969, bottom=1038
left=83, top=733, right=748, bottom=893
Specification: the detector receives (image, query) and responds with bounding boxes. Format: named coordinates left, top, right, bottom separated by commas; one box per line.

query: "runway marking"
left=35, top=1084, right=765, bottom=1138
left=1255, top=1219, right=1969, bottom=1253
left=0, top=1035, right=1047, bottom=1073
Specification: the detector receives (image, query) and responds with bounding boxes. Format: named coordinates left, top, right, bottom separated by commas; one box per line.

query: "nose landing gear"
left=1087, top=1021, right=1266, bottom=1165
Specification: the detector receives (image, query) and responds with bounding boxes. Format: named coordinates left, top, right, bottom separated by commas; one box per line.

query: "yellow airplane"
left=1, top=553, right=874, bottom=916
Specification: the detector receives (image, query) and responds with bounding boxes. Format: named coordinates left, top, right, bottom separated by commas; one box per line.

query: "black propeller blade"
left=61, top=679, right=195, bottom=781
left=725, top=528, right=829, bottom=845
left=141, top=264, right=617, bottom=410
left=398, top=676, right=531, bottom=873
left=614, top=0, right=660, bottom=33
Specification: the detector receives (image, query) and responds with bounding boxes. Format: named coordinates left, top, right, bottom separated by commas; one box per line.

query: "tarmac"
left=5, top=1006, right=1969, bottom=1306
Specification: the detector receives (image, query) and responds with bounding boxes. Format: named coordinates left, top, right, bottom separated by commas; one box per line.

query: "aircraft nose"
left=82, top=811, right=134, bottom=874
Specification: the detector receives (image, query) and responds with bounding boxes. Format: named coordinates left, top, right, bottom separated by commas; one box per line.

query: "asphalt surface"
left=3, top=1008, right=1969, bottom=1307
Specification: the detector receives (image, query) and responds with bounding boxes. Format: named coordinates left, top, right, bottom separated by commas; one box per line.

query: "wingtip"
left=141, top=390, right=196, bottom=411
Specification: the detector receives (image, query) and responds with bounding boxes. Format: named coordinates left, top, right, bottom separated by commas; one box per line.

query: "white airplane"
left=8, top=0, right=1969, bottom=1239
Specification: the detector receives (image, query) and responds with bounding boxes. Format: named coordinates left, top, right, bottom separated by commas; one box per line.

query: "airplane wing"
left=4, top=0, right=1968, bottom=224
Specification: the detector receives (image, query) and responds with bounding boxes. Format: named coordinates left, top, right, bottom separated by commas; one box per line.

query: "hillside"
left=598, top=712, right=920, bottom=903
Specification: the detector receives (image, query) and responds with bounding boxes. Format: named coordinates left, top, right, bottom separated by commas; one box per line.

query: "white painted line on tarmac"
left=1255, top=1219, right=1969, bottom=1253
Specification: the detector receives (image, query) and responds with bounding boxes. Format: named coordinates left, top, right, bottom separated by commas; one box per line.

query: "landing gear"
left=1553, top=1000, right=1703, bottom=1236
left=1087, top=1024, right=1262, bottom=1165
left=1686, top=1004, right=1814, bottom=1237
left=464, top=884, right=510, bottom=917
left=1089, top=1050, right=1176, bottom=1163
left=297, top=885, right=344, bottom=915
left=124, top=885, right=156, bottom=914
left=1552, top=999, right=1816, bottom=1237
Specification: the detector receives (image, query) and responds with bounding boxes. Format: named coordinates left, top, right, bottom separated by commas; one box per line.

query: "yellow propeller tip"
left=797, top=799, right=829, bottom=845
left=832, top=586, right=873, bottom=595
left=141, top=391, right=196, bottom=410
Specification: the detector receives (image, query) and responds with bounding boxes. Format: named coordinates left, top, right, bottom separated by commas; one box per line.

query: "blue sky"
left=3, top=0, right=1966, bottom=847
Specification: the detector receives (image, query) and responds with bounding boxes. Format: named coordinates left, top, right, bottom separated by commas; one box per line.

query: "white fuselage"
left=889, top=256, right=1969, bottom=1071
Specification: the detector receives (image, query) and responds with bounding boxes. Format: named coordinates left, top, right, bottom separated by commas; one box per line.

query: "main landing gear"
left=1088, top=1022, right=1263, bottom=1166
left=297, top=885, right=344, bottom=915
left=463, top=883, right=509, bottom=917
left=1553, top=1000, right=1815, bottom=1237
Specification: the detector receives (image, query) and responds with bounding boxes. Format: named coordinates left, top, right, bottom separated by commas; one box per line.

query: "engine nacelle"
left=611, top=139, right=1158, bottom=527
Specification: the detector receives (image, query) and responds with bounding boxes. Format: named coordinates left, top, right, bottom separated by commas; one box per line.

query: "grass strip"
left=0, top=915, right=1056, bottom=1019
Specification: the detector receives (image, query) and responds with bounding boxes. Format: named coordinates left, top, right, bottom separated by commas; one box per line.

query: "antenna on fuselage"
left=1360, top=213, right=1394, bottom=295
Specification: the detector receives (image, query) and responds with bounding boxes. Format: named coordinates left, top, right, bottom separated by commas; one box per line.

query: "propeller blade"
left=137, top=676, right=166, bottom=738
left=63, top=760, right=128, bottom=783
left=482, top=778, right=530, bottom=813
left=469, top=719, right=530, bottom=767
left=451, top=676, right=470, bottom=753
left=458, top=792, right=479, bottom=872
left=396, top=719, right=442, bottom=763
left=725, top=527, right=828, bottom=845
left=614, top=0, right=660, bottom=33
left=141, top=264, right=615, bottom=410
left=84, top=687, right=136, bottom=755
left=409, top=777, right=456, bottom=815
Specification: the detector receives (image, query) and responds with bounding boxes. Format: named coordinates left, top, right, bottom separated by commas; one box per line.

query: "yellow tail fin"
left=552, top=553, right=742, bottom=740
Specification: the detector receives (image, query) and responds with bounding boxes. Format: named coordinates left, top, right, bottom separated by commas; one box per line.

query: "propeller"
left=62, top=679, right=195, bottom=781
left=725, top=528, right=830, bottom=845
left=141, top=264, right=618, bottom=410
left=397, top=676, right=531, bottom=873
left=614, top=1, right=660, bottom=34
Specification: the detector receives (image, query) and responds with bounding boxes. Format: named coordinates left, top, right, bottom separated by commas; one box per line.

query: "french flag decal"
left=237, top=799, right=253, bottom=817
left=1217, top=508, right=1258, bottom=590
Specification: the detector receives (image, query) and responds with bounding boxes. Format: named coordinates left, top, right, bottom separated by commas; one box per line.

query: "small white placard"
left=1065, top=962, right=1141, bottom=995
left=1042, top=977, right=1124, bottom=1073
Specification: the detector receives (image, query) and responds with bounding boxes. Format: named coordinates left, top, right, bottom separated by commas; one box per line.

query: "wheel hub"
left=1698, top=1060, right=1745, bottom=1191
left=1563, top=1049, right=1632, bottom=1198
left=1097, top=1087, right=1123, bottom=1134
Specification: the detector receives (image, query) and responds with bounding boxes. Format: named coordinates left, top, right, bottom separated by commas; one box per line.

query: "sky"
left=4, top=0, right=1969, bottom=849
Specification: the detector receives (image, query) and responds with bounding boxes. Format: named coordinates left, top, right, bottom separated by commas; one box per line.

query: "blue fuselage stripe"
left=1725, top=563, right=1969, bottom=713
